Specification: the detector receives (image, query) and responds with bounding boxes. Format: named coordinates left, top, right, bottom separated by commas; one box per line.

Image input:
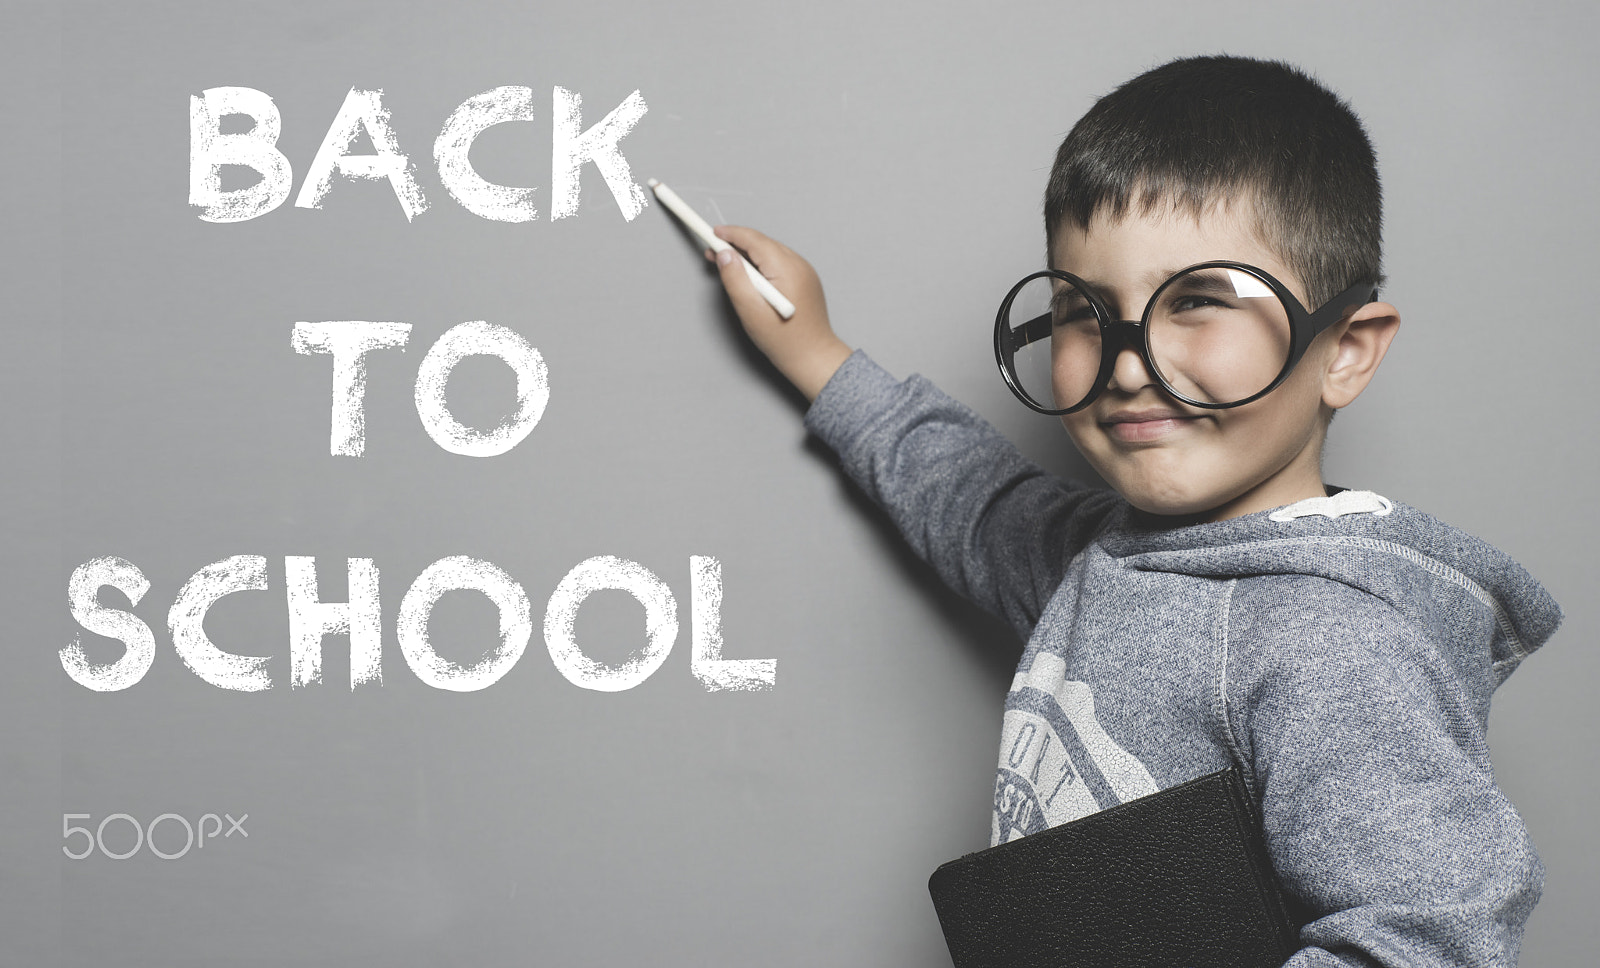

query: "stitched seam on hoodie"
left=1215, top=578, right=1249, bottom=775
left=1322, top=537, right=1525, bottom=665
left=1128, top=536, right=1526, bottom=663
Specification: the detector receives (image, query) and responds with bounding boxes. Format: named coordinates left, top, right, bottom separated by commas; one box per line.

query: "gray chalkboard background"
left=6, top=1, right=1598, bottom=965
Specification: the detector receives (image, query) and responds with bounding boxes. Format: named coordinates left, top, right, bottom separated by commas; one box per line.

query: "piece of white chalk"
left=647, top=178, right=796, bottom=320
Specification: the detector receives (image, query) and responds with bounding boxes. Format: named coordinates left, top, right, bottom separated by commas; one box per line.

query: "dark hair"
left=1044, top=55, right=1383, bottom=306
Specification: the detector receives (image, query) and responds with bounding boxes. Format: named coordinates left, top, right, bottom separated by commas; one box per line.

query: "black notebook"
left=927, top=767, right=1299, bottom=968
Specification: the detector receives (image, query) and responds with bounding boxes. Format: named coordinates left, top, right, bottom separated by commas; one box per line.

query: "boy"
left=701, top=56, right=1560, bottom=966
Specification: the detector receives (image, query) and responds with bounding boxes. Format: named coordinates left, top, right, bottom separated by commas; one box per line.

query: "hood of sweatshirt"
left=1094, top=489, right=1562, bottom=698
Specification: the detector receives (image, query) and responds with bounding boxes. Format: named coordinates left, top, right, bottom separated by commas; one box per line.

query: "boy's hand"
left=707, top=225, right=852, bottom=402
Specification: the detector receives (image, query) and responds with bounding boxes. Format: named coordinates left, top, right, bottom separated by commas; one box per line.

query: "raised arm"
left=703, top=226, right=1117, bottom=632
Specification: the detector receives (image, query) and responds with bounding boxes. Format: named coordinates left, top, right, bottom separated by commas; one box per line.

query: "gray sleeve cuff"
left=802, top=349, right=901, bottom=459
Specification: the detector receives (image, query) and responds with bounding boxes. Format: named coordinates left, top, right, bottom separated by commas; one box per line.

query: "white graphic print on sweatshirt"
left=992, top=652, right=1159, bottom=843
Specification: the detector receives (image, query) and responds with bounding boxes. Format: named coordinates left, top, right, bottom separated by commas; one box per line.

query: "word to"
left=190, top=85, right=648, bottom=223
left=63, top=554, right=775, bottom=694
left=294, top=319, right=546, bottom=457
left=63, top=812, right=248, bottom=861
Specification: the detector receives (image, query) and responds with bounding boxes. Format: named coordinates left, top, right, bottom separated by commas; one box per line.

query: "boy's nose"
left=1106, top=340, right=1158, bottom=395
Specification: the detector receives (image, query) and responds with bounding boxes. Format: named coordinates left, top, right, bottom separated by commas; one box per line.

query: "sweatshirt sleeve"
left=1226, top=581, right=1542, bottom=968
left=803, top=351, right=1118, bottom=635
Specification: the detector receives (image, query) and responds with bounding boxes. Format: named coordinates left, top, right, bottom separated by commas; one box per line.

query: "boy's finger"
left=712, top=246, right=776, bottom=322
left=714, top=225, right=787, bottom=278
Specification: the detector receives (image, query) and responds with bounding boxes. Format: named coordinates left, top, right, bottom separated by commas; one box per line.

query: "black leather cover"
left=928, top=767, right=1298, bottom=968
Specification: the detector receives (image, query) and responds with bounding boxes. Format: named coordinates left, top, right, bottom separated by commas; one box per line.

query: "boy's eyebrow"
left=1049, top=287, right=1093, bottom=317
left=1147, top=268, right=1188, bottom=286
left=1065, top=268, right=1193, bottom=299
left=1165, top=271, right=1237, bottom=295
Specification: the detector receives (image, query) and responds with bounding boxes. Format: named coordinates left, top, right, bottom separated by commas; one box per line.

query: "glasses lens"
left=1147, top=267, right=1293, bottom=405
left=1000, top=274, right=1102, bottom=412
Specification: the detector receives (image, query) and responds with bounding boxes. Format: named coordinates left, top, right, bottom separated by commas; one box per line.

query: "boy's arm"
left=1230, top=602, right=1541, bottom=968
left=708, top=227, right=1116, bottom=629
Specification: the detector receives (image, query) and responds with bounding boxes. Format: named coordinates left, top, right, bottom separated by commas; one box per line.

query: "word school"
left=190, top=85, right=650, bottom=223
left=63, top=554, right=776, bottom=694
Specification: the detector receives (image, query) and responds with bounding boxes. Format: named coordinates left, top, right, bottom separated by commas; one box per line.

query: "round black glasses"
left=994, top=263, right=1377, bottom=415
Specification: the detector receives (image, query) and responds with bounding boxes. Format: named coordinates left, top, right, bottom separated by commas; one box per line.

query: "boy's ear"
left=1321, top=301, right=1401, bottom=410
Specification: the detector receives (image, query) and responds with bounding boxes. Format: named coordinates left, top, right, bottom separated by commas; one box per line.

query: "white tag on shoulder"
left=1269, top=489, right=1394, bottom=522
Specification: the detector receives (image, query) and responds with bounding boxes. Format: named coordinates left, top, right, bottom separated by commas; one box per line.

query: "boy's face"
left=1049, top=200, right=1342, bottom=521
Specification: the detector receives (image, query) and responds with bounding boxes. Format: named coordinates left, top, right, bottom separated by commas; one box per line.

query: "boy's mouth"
left=1100, top=407, right=1202, bottom=442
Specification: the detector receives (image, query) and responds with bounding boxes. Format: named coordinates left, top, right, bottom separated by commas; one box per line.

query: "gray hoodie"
left=804, top=352, right=1562, bottom=968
